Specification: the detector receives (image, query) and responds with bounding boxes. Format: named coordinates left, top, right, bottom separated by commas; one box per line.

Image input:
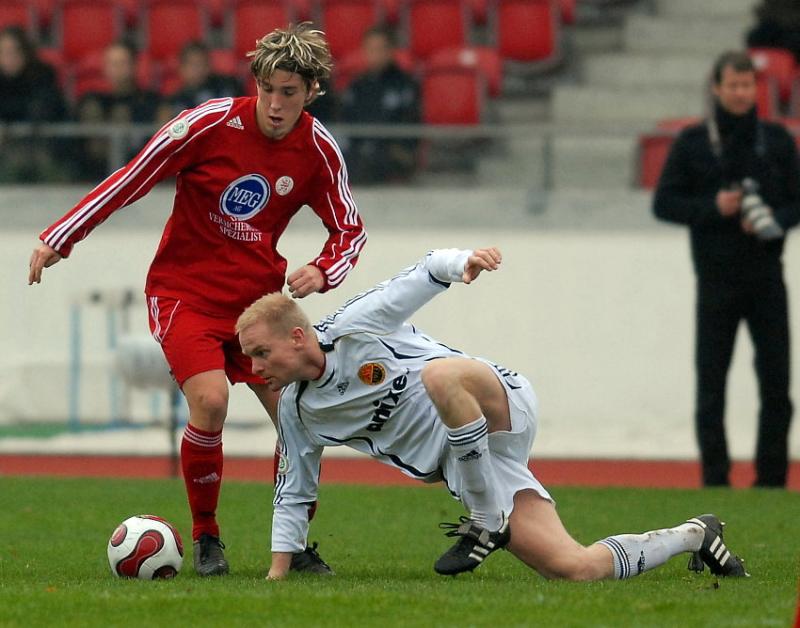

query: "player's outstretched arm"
left=28, top=243, right=62, bottom=285
left=462, top=247, right=502, bottom=284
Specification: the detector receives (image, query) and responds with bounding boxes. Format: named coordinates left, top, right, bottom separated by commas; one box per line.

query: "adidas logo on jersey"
left=226, top=115, right=244, bottom=130
left=337, top=381, right=350, bottom=395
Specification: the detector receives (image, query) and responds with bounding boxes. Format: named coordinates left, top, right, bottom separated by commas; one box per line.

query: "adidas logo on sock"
left=193, top=472, right=220, bottom=484
left=457, top=449, right=482, bottom=462
left=226, top=115, right=244, bottom=130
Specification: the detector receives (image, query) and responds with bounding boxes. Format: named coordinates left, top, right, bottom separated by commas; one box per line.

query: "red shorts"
left=146, top=295, right=265, bottom=387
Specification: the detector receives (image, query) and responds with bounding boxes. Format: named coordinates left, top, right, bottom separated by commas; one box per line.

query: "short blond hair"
left=247, top=22, right=332, bottom=103
left=236, top=293, right=313, bottom=337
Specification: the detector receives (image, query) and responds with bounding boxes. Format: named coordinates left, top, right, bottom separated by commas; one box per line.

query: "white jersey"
left=272, top=249, right=528, bottom=552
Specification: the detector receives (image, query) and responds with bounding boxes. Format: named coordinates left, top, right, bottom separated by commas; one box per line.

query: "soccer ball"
left=107, top=515, right=184, bottom=579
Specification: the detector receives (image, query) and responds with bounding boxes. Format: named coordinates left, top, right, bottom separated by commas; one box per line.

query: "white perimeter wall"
left=3, top=226, right=799, bottom=460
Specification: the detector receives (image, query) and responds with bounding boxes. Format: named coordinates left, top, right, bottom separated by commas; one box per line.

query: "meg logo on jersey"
left=219, top=174, right=270, bottom=221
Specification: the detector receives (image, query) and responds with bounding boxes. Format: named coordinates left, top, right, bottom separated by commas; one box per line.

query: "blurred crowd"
left=0, top=22, right=420, bottom=183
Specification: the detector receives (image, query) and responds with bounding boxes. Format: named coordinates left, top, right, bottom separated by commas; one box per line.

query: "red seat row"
left=1, top=0, right=562, bottom=65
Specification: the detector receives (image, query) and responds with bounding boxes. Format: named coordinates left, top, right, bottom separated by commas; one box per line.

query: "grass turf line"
left=1, top=477, right=797, bottom=627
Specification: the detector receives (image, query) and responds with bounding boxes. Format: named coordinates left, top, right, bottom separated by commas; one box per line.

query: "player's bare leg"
left=248, top=382, right=332, bottom=575
left=508, top=489, right=746, bottom=580
left=182, top=370, right=230, bottom=576
left=422, top=358, right=512, bottom=574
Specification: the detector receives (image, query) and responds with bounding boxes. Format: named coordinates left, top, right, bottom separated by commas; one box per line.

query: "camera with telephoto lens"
left=740, top=177, right=784, bottom=241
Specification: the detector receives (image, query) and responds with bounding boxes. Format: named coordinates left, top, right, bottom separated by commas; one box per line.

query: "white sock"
left=598, top=523, right=704, bottom=579
left=446, top=416, right=502, bottom=530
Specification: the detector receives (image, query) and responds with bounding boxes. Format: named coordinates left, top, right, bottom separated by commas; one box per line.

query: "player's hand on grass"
left=28, top=243, right=62, bottom=285
left=463, top=247, right=502, bottom=284
left=287, top=264, right=324, bottom=298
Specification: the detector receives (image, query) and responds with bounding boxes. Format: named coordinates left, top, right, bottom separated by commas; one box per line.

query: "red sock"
left=182, top=424, right=223, bottom=541
left=274, top=442, right=317, bottom=522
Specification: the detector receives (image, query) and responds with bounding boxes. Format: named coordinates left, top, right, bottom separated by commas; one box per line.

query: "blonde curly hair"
left=247, top=22, right=332, bottom=103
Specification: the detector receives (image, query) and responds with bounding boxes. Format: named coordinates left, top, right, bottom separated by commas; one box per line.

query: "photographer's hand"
left=716, top=189, right=742, bottom=217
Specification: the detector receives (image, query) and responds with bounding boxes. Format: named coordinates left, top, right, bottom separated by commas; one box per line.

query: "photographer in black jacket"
left=654, top=50, right=800, bottom=487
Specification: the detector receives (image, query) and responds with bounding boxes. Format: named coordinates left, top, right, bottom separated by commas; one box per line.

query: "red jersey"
left=40, top=97, right=366, bottom=316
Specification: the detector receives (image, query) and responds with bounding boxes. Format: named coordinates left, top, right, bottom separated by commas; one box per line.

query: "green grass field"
left=1, top=477, right=798, bottom=627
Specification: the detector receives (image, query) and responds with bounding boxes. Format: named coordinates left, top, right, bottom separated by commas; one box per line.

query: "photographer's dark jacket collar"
left=707, top=102, right=763, bottom=183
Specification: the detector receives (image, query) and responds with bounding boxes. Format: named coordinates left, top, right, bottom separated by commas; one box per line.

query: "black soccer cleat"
left=434, top=515, right=511, bottom=576
left=289, top=542, right=334, bottom=575
left=193, top=533, right=229, bottom=577
left=686, top=514, right=749, bottom=577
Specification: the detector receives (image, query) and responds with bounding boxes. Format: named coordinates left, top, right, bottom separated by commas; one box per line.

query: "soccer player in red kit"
left=28, top=24, right=365, bottom=577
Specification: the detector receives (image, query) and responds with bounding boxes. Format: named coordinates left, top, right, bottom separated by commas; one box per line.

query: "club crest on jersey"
left=167, top=119, right=189, bottom=139
left=358, top=363, right=386, bottom=386
left=276, top=176, right=294, bottom=196
left=219, top=174, right=270, bottom=221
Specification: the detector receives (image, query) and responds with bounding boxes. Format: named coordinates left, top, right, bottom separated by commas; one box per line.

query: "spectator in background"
left=77, top=39, right=161, bottom=179
left=158, top=41, right=243, bottom=123
left=0, top=26, right=68, bottom=181
left=747, top=0, right=800, bottom=62
left=653, top=51, right=800, bottom=488
left=339, top=25, right=419, bottom=184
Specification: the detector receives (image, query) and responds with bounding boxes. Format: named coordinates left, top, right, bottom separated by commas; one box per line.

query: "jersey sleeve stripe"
left=316, top=124, right=358, bottom=226
left=325, top=230, right=367, bottom=285
left=312, top=120, right=359, bottom=225
left=325, top=230, right=367, bottom=278
left=44, top=100, right=233, bottom=251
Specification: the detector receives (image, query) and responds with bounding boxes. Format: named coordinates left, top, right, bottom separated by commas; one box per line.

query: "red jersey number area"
left=148, top=296, right=263, bottom=386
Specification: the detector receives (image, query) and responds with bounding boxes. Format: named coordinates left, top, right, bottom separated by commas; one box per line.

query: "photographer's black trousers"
left=695, top=269, right=793, bottom=486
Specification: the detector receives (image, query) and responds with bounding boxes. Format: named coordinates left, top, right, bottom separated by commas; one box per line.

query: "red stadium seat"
left=495, top=0, right=560, bottom=64
left=407, top=0, right=468, bottom=60
left=320, top=0, right=381, bottom=60
left=144, top=0, right=207, bottom=61
left=421, top=66, right=485, bottom=124
left=58, top=0, right=122, bottom=62
left=749, top=47, right=796, bottom=104
left=427, top=45, right=502, bottom=97
left=0, top=0, right=37, bottom=33
left=756, top=75, right=780, bottom=119
left=231, top=0, right=293, bottom=60
left=637, top=133, right=675, bottom=190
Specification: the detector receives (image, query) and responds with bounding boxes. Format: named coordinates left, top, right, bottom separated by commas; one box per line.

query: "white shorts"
left=440, top=361, right=553, bottom=517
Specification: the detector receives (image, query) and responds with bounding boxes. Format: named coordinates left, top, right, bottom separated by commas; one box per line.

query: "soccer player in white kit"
left=236, top=247, right=748, bottom=580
